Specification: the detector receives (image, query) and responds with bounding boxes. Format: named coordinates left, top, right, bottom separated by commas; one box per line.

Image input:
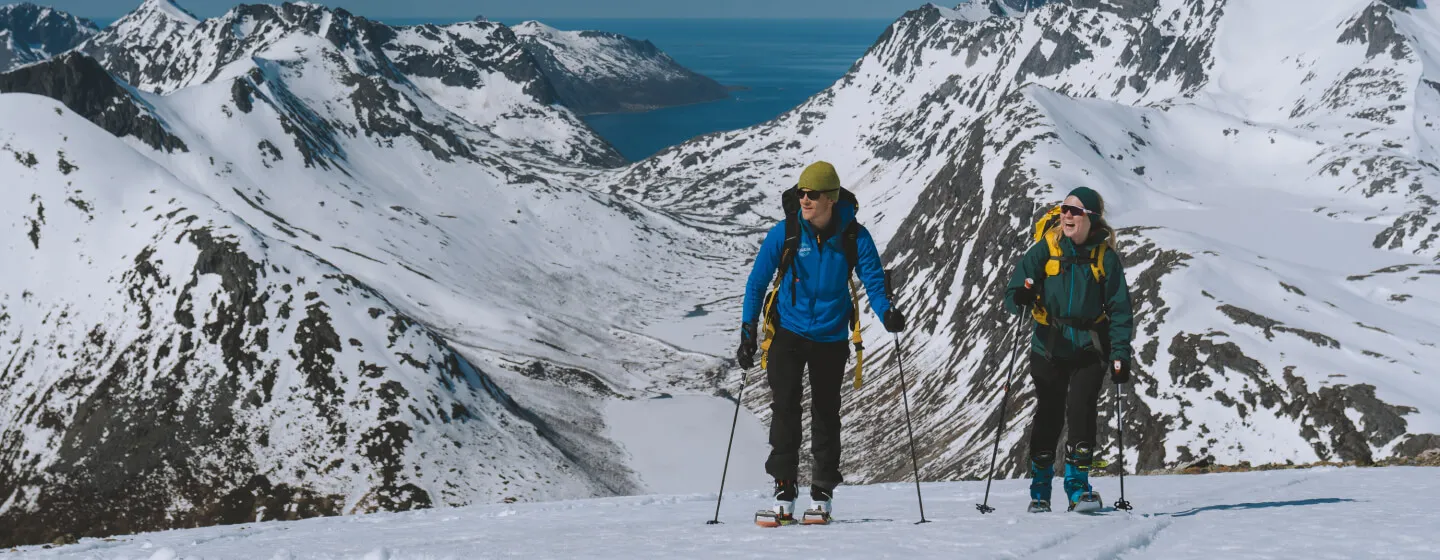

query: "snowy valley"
left=0, top=0, right=743, bottom=547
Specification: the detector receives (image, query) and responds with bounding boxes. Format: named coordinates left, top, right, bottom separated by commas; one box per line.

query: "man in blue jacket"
left=737, top=161, right=905, bottom=522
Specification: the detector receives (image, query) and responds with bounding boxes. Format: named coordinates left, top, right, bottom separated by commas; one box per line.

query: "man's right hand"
left=737, top=322, right=758, bottom=370
left=1010, top=279, right=1037, bottom=309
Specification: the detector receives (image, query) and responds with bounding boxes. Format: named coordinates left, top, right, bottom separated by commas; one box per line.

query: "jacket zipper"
left=809, top=232, right=822, bottom=328
left=1066, top=242, right=1077, bottom=348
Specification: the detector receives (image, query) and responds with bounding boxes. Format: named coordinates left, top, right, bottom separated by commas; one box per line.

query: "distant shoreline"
left=84, top=16, right=897, bottom=27
left=576, top=95, right=732, bottom=117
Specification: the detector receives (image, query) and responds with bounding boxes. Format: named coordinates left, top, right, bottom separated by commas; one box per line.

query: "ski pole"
left=894, top=336, right=930, bottom=524
left=886, top=270, right=930, bottom=525
left=706, top=365, right=750, bottom=525
left=977, top=278, right=1031, bottom=514
left=1114, top=379, right=1134, bottom=512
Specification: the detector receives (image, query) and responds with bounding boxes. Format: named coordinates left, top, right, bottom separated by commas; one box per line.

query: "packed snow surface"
left=7, top=467, right=1438, bottom=559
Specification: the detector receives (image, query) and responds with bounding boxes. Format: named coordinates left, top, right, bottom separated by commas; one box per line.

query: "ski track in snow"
left=7, top=467, right=1439, bottom=559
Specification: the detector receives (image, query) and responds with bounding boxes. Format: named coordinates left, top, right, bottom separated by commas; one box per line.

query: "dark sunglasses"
left=1060, top=204, right=1096, bottom=217
left=799, top=189, right=835, bottom=201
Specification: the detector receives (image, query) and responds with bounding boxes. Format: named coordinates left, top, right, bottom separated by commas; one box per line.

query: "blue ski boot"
left=1065, top=443, right=1102, bottom=512
left=1027, top=451, right=1055, bottom=513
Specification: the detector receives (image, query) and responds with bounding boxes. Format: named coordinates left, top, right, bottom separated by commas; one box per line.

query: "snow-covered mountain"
left=0, top=3, right=98, bottom=72
left=78, top=0, right=622, bottom=166
left=513, top=21, right=729, bottom=115
left=599, top=0, right=1440, bottom=484
left=0, top=0, right=744, bottom=548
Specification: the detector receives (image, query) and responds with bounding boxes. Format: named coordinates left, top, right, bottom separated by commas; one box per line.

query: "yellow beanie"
left=798, top=161, right=841, bottom=200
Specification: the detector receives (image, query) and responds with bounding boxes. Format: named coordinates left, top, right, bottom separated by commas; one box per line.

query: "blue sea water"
left=512, top=19, right=892, bottom=162
left=87, top=16, right=891, bottom=163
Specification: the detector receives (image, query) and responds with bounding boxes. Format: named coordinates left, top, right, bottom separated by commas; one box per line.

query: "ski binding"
left=801, top=501, right=832, bottom=525
left=755, top=502, right=798, bottom=527
left=1068, top=491, right=1103, bottom=513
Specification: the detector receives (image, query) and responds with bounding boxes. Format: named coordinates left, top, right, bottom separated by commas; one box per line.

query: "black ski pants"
left=764, top=327, right=849, bottom=491
left=1027, top=351, right=1107, bottom=460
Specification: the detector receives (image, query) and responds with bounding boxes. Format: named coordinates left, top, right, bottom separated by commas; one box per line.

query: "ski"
left=1027, top=499, right=1052, bottom=513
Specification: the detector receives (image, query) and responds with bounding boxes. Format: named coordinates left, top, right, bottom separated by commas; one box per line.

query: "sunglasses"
left=799, top=189, right=835, bottom=201
left=1060, top=204, right=1096, bottom=217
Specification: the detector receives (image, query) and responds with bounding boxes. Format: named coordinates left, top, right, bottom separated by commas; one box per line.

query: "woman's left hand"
left=1112, top=359, right=1131, bottom=383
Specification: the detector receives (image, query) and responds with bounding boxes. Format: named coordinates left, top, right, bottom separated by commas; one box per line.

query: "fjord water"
left=501, top=18, right=892, bottom=162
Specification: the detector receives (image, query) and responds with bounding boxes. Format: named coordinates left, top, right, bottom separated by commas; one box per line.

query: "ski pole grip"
left=885, top=269, right=896, bottom=301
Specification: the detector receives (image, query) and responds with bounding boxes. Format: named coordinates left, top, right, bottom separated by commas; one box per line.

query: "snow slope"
left=0, top=0, right=747, bottom=548
left=8, top=467, right=1440, bottom=558
left=0, top=90, right=620, bottom=545
left=604, top=395, right=770, bottom=495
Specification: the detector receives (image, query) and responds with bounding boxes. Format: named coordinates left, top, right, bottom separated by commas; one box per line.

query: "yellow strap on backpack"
left=759, top=287, right=780, bottom=370
left=758, top=254, right=866, bottom=390
left=850, top=278, right=864, bottom=390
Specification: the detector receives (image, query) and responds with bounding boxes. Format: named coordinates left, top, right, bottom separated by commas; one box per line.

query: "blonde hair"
left=1091, top=192, right=1118, bottom=250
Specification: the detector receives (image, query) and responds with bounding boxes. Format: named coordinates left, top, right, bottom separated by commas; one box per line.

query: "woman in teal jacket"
left=1005, top=186, right=1135, bottom=513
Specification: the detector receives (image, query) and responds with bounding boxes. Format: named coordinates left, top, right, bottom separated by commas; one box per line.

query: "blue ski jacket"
left=741, top=201, right=892, bottom=343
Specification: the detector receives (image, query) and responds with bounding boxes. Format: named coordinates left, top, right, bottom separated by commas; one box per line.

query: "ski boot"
left=802, top=485, right=833, bottom=525
left=1065, top=443, right=1103, bottom=513
left=1027, top=451, right=1055, bottom=513
left=755, top=479, right=799, bottom=527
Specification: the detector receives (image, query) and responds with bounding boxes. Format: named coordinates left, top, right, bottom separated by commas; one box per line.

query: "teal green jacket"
left=1004, top=230, right=1134, bottom=362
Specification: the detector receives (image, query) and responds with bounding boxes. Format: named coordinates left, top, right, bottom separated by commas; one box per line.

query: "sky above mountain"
left=31, top=0, right=939, bottom=19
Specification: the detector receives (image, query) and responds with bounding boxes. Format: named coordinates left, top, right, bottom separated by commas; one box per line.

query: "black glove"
left=1112, top=359, right=1131, bottom=384
left=1010, top=281, right=1038, bottom=310
left=883, top=308, right=906, bottom=333
left=737, top=323, right=758, bottom=370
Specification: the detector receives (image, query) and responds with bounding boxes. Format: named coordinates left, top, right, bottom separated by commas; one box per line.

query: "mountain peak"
left=929, top=1, right=1008, bottom=22
left=0, top=3, right=100, bottom=72
left=136, top=0, right=201, bottom=26
left=0, top=2, right=99, bottom=28
left=0, top=2, right=43, bottom=14
left=512, top=20, right=553, bottom=34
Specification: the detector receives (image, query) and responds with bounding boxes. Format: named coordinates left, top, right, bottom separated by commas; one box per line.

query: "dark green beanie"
left=1068, top=187, right=1103, bottom=216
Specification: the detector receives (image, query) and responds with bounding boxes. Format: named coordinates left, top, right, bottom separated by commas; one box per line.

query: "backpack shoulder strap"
left=840, top=221, right=865, bottom=390
left=774, top=215, right=802, bottom=284
left=1090, top=243, right=1107, bottom=283
left=841, top=221, right=861, bottom=274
